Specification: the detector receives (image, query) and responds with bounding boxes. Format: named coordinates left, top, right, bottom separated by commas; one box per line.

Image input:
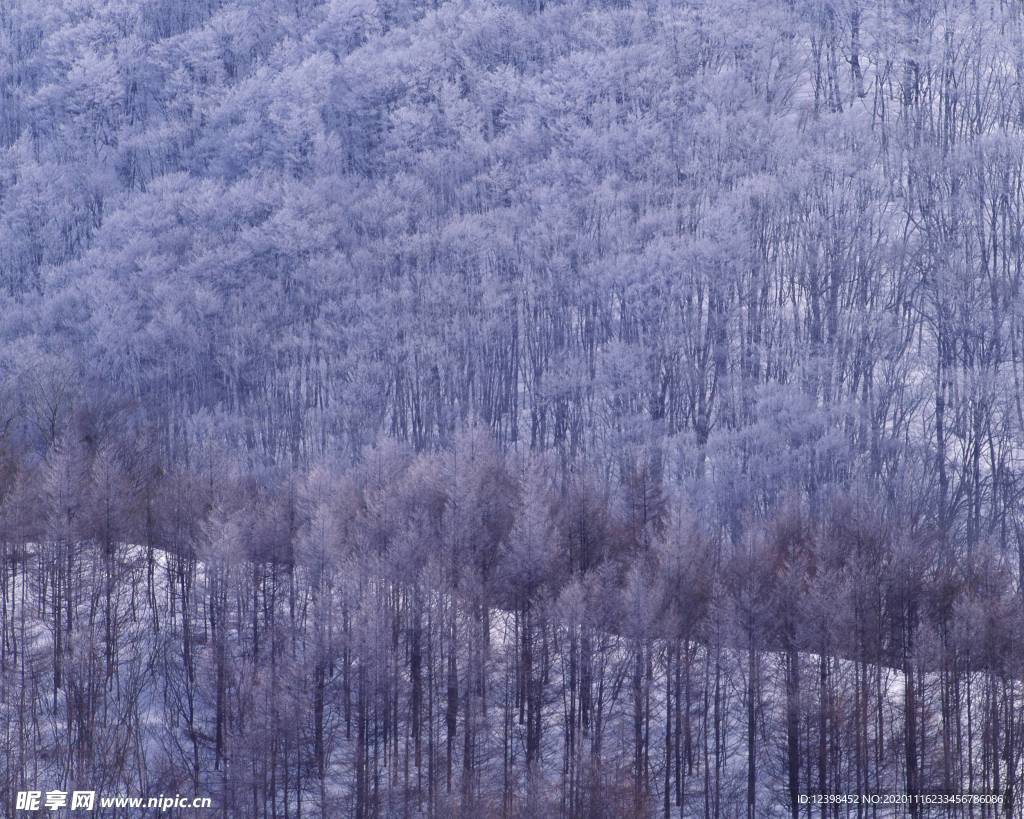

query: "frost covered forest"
left=4, top=0, right=1024, bottom=816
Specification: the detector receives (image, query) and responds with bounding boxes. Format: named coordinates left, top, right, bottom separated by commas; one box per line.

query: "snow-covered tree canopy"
left=2, top=0, right=1024, bottom=816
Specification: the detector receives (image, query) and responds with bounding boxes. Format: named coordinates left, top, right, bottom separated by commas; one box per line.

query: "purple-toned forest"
left=1, top=0, right=1023, bottom=816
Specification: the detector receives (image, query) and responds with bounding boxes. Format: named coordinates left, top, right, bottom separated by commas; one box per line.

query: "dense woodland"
left=3, top=0, right=1024, bottom=815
